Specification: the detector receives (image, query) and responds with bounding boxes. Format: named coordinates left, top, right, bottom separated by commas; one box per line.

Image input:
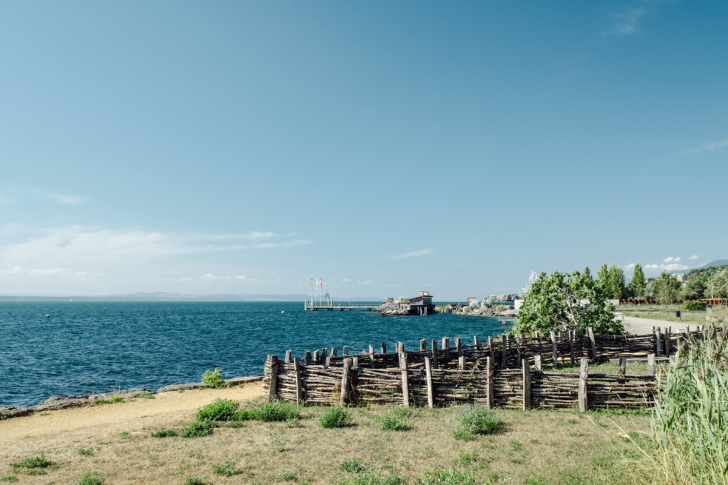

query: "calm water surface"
left=0, top=301, right=512, bottom=407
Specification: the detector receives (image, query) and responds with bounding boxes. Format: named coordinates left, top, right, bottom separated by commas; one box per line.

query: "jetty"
left=304, top=301, right=377, bottom=311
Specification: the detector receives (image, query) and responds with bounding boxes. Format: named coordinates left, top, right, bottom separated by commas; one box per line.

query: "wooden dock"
left=304, top=301, right=377, bottom=311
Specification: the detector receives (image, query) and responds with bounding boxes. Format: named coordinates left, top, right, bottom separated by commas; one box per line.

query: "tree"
left=631, top=263, right=646, bottom=297
left=583, top=266, right=592, bottom=281
left=653, top=271, right=682, bottom=303
left=706, top=269, right=728, bottom=299
left=681, top=273, right=708, bottom=301
left=514, top=270, right=624, bottom=335
left=606, top=265, right=625, bottom=299
left=597, top=264, right=609, bottom=291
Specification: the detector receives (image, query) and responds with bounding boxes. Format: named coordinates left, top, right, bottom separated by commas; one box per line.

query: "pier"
left=304, top=301, right=377, bottom=311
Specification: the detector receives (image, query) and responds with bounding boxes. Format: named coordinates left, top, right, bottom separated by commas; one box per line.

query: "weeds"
left=418, top=468, right=475, bottom=485
left=211, top=461, right=236, bottom=477
left=79, top=473, right=104, bottom=485
left=280, top=471, right=297, bottom=481
left=341, top=459, right=365, bottom=473
left=185, top=478, right=205, bottom=485
left=450, top=405, right=502, bottom=440
left=377, top=407, right=413, bottom=431
left=0, top=478, right=17, bottom=483
left=94, top=396, right=123, bottom=405
left=234, top=400, right=302, bottom=422
left=138, top=391, right=155, bottom=399
left=269, top=428, right=286, bottom=453
left=196, top=399, right=239, bottom=422
left=319, top=406, right=353, bottom=428
left=77, top=448, right=94, bottom=456
left=151, top=429, right=178, bottom=438
left=202, top=368, right=228, bottom=388
left=342, top=471, right=404, bottom=485
left=182, top=421, right=212, bottom=438
left=11, top=455, right=56, bottom=472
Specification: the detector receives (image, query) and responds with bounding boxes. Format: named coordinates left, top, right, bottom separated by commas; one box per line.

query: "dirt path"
left=619, top=315, right=690, bottom=334
left=0, top=384, right=261, bottom=445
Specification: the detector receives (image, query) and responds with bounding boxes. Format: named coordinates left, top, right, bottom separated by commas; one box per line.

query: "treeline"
left=604, top=263, right=728, bottom=302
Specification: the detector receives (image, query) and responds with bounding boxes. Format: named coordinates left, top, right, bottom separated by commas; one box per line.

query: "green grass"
left=137, top=391, right=155, bottom=399
left=201, top=367, right=228, bottom=388
left=340, top=459, right=365, bottom=473
left=280, top=471, right=297, bottom=481
left=79, top=473, right=104, bottom=485
left=232, top=400, right=303, bottom=422
left=319, top=406, right=353, bottom=428
left=151, top=429, right=178, bottom=438
left=341, top=471, right=404, bottom=485
left=417, top=468, right=475, bottom=485
left=77, top=448, right=94, bottom=456
left=94, top=396, right=123, bottom=405
left=211, top=461, right=236, bottom=477
left=450, top=405, right=502, bottom=440
left=0, top=477, right=17, bottom=483
left=184, top=477, right=205, bottom=485
left=376, top=407, right=413, bottom=431
left=182, top=421, right=213, bottom=438
left=10, top=455, right=56, bottom=471
left=195, top=398, right=239, bottom=422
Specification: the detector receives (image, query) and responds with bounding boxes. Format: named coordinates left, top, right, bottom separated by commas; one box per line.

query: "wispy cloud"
left=1, top=188, right=88, bottom=205
left=681, top=138, right=728, bottom=156
left=645, top=263, right=689, bottom=271
left=663, top=256, right=681, bottom=263
left=381, top=249, right=434, bottom=260
left=689, top=255, right=699, bottom=261
left=606, top=7, right=647, bottom=36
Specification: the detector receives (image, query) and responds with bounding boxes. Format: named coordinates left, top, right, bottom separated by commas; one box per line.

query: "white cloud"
left=74, top=271, right=105, bottom=277
left=681, top=138, right=728, bottom=156
left=606, top=7, right=647, bottom=36
left=382, top=249, right=434, bottom=260
left=645, top=263, right=689, bottom=271
left=689, top=255, right=699, bottom=261
left=200, top=273, right=219, bottom=281
left=624, top=263, right=636, bottom=270
left=663, top=256, right=681, bottom=263
left=234, top=275, right=246, bottom=280
left=358, top=280, right=372, bottom=286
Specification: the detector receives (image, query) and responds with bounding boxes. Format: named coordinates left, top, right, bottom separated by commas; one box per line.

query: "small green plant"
left=510, top=457, right=525, bottom=464
left=11, top=455, right=56, bottom=471
left=566, top=418, right=578, bottom=425
left=138, top=391, right=155, bottom=399
left=525, top=478, right=545, bottom=485
left=185, top=478, right=205, bottom=485
left=280, top=471, right=297, bottom=480
left=77, top=448, right=94, bottom=456
left=79, top=473, right=104, bottom=485
left=202, top=368, right=228, bottom=388
left=182, top=421, right=212, bottom=438
left=151, top=429, right=178, bottom=438
left=319, top=406, right=353, bottom=428
left=455, top=450, right=476, bottom=466
left=211, top=461, right=236, bottom=477
left=196, top=399, right=239, bottom=422
left=510, top=440, right=523, bottom=451
left=343, top=471, right=404, bottom=485
left=94, top=396, right=123, bottom=405
left=1, top=477, right=18, bottom=483
left=226, top=421, right=245, bottom=428
left=418, top=468, right=475, bottom=485
left=377, top=407, right=413, bottom=431
left=451, top=405, right=502, bottom=440
left=119, top=431, right=129, bottom=437
left=340, top=458, right=364, bottom=473
left=234, top=400, right=302, bottom=422
left=285, top=416, right=300, bottom=428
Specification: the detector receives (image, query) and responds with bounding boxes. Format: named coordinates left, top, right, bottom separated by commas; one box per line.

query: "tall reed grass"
left=651, top=328, right=728, bottom=484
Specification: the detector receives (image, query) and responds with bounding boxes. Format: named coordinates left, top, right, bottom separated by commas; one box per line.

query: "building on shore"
left=378, top=291, right=435, bottom=316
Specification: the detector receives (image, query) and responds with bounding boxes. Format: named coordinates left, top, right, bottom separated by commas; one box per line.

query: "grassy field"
left=620, top=304, right=727, bottom=325
left=0, top=390, right=653, bottom=485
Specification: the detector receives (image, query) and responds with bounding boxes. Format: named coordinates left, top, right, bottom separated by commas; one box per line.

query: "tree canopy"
left=630, top=263, right=646, bottom=297
left=653, top=271, right=682, bottom=303
left=514, top=269, right=624, bottom=335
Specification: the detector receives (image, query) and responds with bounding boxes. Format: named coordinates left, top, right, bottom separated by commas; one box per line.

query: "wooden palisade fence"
left=262, top=325, right=719, bottom=411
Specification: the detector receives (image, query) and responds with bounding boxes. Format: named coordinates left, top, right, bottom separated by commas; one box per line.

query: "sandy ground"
left=618, top=314, right=691, bottom=334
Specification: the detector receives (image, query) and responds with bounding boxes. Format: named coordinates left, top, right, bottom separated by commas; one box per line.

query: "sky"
left=1, top=1, right=727, bottom=300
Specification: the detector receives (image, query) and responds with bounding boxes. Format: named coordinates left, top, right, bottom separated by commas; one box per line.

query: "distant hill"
left=673, top=259, right=728, bottom=275
left=0, top=292, right=385, bottom=302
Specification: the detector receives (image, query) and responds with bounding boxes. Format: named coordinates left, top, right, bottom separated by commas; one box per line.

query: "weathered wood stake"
left=549, top=331, right=558, bottom=366
left=458, top=355, right=465, bottom=370
left=455, top=337, right=462, bottom=356
left=578, top=357, right=588, bottom=412
left=268, top=355, right=278, bottom=402
left=340, top=358, right=352, bottom=406
left=587, top=327, right=597, bottom=361
left=647, top=354, right=655, bottom=376
left=431, top=339, right=439, bottom=368
left=474, top=335, right=480, bottom=348
left=568, top=330, right=576, bottom=365
left=502, top=335, right=508, bottom=369
left=399, top=352, right=410, bottom=407
left=313, top=350, right=319, bottom=364
left=424, top=356, right=434, bottom=409
left=305, top=351, right=311, bottom=366
left=420, top=339, right=426, bottom=351
left=284, top=350, right=292, bottom=363
left=522, top=358, right=531, bottom=410
left=655, top=329, right=662, bottom=358
left=488, top=336, right=495, bottom=363
left=534, top=354, right=542, bottom=372
left=486, top=356, right=494, bottom=409
left=294, top=357, right=303, bottom=404
left=618, top=356, right=627, bottom=376
left=381, top=341, right=387, bottom=354
left=343, top=345, right=349, bottom=356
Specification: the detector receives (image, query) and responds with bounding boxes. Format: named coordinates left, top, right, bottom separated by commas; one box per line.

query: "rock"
left=0, top=406, right=34, bottom=420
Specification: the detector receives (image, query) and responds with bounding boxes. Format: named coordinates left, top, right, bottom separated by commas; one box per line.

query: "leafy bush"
left=682, top=300, right=707, bottom=311
left=185, top=478, right=205, bottom=485
left=319, top=406, right=352, bottom=428
left=182, top=421, right=213, bottom=438
left=202, top=368, right=228, bottom=389
left=151, top=429, right=178, bottom=438
left=340, top=459, right=364, bottom=473
left=418, top=468, right=475, bottom=485
left=377, top=407, right=413, bottom=431
left=196, top=399, right=239, bottom=422
left=234, top=400, right=302, bottom=422
left=211, top=461, right=236, bottom=477
left=79, top=473, right=104, bottom=485
left=451, top=405, right=502, bottom=440
left=11, top=455, right=56, bottom=471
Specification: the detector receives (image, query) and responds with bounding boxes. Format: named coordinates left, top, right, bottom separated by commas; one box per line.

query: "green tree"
left=514, top=269, right=624, bottom=335
left=705, top=269, right=728, bottom=299
left=597, top=264, right=609, bottom=291
left=653, top=271, right=682, bottom=303
left=681, top=273, right=708, bottom=301
left=631, top=263, right=646, bottom=297
left=606, top=265, right=625, bottom=299
left=583, top=266, right=592, bottom=281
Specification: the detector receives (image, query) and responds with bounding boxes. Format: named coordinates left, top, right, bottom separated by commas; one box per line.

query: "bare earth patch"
left=0, top=383, right=650, bottom=484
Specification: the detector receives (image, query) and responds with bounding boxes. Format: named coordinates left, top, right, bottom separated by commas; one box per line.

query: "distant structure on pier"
left=378, top=290, right=435, bottom=316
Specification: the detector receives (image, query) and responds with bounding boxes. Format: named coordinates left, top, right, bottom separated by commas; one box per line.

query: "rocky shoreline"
left=0, top=375, right=263, bottom=421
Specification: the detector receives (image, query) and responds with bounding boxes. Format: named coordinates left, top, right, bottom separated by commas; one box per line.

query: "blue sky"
left=1, top=1, right=726, bottom=299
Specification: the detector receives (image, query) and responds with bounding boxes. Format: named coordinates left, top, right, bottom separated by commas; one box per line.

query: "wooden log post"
left=474, top=335, right=480, bottom=349
left=305, top=351, right=311, bottom=366
left=569, top=330, right=576, bottom=365
left=369, top=344, right=375, bottom=366
left=618, top=356, right=627, bottom=376
left=268, top=355, right=279, bottom=402
left=431, top=339, right=439, bottom=368
left=284, top=350, right=292, bottom=363
left=340, top=358, right=352, bottom=406
left=534, top=354, right=542, bottom=372
left=420, top=339, right=426, bottom=352
left=522, top=358, right=531, bottom=410
left=549, top=331, right=558, bottom=366
left=655, top=329, right=663, bottom=358
left=396, top=341, right=402, bottom=353
left=352, top=356, right=359, bottom=369
left=331, top=347, right=338, bottom=358
left=399, top=352, right=410, bottom=407
left=321, top=348, right=328, bottom=362
left=578, top=357, right=588, bottom=412
left=343, top=345, right=349, bottom=356
left=455, top=337, right=462, bottom=356
left=486, top=356, right=494, bottom=409
left=502, top=335, right=508, bottom=369
left=665, top=328, right=671, bottom=358
left=442, top=337, right=450, bottom=352
left=647, top=354, right=656, bottom=376
left=458, top=354, right=465, bottom=370
left=424, top=356, right=434, bottom=409
left=381, top=341, right=387, bottom=354
left=294, top=357, right=303, bottom=404
left=587, top=327, right=597, bottom=361
left=488, top=336, right=495, bottom=364
left=313, top=350, right=320, bottom=364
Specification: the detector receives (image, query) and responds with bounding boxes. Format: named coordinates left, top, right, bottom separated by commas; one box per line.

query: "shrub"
left=185, top=479, right=205, bottom=485
left=196, top=399, right=239, bottom=422
left=11, top=455, right=56, bottom=471
left=211, top=461, right=236, bottom=477
left=202, top=368, right=228, bottom=389
left=451, top=405, right=502, bottom=440
left=151, top=429, right=178, bottom=438
left=94, top=396, right=123, bottom=405
left=418, top=468, right=475, bottom=485
left=682, top=300, right=707, bottom=311
left=234, top=400, right=302, bottom=422
left=182, top=421, right=212, bottom=438
left=319, top=407, right=352, bottom=428
left=377, top=407, right=413, bottom=431
left=340, top=459, right=364, bottom=473
left=79, top=473, right=104, bottom=485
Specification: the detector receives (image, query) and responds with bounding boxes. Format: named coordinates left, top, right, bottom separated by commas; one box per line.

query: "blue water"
left=0, top=302, right=512, bottom=407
